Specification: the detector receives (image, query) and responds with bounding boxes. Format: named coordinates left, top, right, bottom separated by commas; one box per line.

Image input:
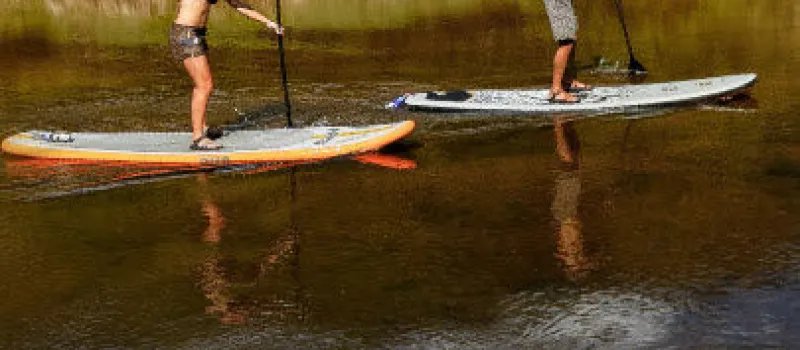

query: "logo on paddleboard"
left=314, top=129, right=339, bottom=145
left=200, top=156, right=230, bottom=165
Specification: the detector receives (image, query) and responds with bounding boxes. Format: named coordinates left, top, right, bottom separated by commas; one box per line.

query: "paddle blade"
left=205, top=126, right=225, bottom=140
left=628, top=57, right=648, bottom=76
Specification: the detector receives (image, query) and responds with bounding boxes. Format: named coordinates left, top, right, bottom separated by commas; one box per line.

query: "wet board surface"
left=2, top=121, right=416, bottom=165
left=400, top=74, right=757, bottom=114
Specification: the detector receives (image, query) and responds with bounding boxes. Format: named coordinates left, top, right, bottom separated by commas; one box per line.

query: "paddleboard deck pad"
left=396, top=74, right=757, bottom=114
left=2, top=121, right=415, bottom=164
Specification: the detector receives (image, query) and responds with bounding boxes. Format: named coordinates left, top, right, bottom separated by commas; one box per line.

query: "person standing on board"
left=171, top=0, right=284, bottom=150
left=543, top=0, right=592, bottom=103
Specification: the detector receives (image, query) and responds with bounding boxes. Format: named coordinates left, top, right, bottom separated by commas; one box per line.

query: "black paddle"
left=613, top=0, right=647, bottom=76
left=276, top=0, right=293, bottom=127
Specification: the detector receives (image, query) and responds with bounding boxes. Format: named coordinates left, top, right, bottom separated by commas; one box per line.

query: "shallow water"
left=1, top=0, right=798, bottom=348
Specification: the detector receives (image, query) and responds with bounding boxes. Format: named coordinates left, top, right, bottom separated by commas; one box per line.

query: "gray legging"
left=543, top=0, right=578, bottom=42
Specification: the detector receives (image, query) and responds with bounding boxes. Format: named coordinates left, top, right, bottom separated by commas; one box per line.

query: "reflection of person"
left=195, top=174, right=247, bottom=324
left=171, top=0, right=284, bottom=151
left=543, top=0, right=592, bottom=103
left=196, top=172, right=302, bottom=325
left=201, top=200, right=225, bottom=244
left=551, top=117, right=593, bottom=280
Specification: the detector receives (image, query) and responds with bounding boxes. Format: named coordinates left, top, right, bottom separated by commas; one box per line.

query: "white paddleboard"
left=398, top=73, right=757, bottom=114
left=2, top=121, right=416, bottom=165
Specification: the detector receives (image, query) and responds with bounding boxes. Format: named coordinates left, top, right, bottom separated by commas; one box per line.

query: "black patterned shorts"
left=169, top=23, right=209, bottom=61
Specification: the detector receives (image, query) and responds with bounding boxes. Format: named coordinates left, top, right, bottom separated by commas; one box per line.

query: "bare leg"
left=551, top=42, right=578, bottom=102
left=560, top=41, right=590, bottom=91
left=183, top=55, right=220, bottom=148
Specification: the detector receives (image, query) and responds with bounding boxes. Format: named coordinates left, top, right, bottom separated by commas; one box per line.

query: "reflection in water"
left=200, top=178, right=226, bottom=244
left=551, top=117, right=594, bottom=281
left=195, top=174, right=247, bottom=325
left=196, top=169, right=306, bottom=326
left=193, top=153, right=416, bottom=326
left=0, top=0, right=798, bottom=347
left=0, top=158, right=218, bottom=201
left=0, top=154, right=416, bottom=201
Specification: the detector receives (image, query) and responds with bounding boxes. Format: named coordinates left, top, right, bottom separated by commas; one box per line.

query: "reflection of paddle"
left=613, top=0, right=647, bottom=76
left=276, top=0, right=293, bottom=128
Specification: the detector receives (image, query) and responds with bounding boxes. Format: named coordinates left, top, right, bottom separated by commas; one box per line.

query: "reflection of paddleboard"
left=2, top=121, right=415, bottom=165
left=397, top=74, right=757, bottom=114
left=351, top=153, right=417, bottom=170
left=3, top=152, right=415, bottom=201
left=2, top=158, right=305, bottom=201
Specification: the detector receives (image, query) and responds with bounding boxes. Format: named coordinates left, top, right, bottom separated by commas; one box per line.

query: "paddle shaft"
left=613, top=0, right=647, bottom=74
left=276, top=0, right=293, bottom=127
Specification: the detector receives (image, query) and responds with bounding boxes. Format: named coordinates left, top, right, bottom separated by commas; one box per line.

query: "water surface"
left=0, top=0, right=798, bottom=348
